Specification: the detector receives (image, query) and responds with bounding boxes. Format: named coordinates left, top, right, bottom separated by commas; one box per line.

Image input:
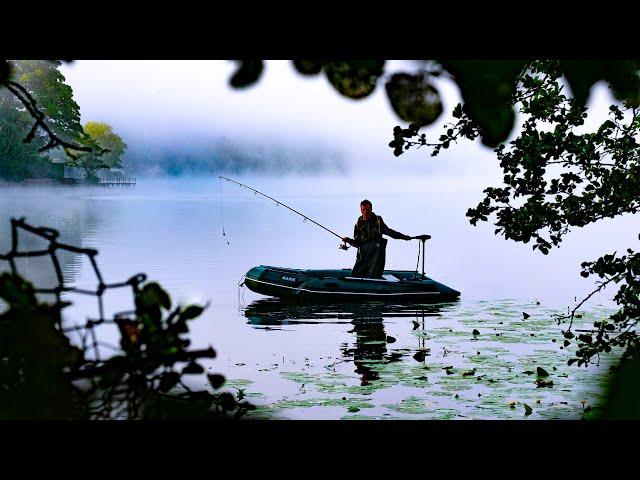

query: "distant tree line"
left=123, top=139, right=346, bottom=176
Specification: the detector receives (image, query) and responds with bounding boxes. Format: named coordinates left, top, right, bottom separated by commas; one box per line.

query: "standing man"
left=342, top=199, right=412, bottom=279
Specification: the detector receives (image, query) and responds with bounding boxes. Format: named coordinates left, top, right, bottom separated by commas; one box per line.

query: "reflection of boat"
left=243, top=298, right=447, bottom=326
left=242, top=266, right=460, bottom=303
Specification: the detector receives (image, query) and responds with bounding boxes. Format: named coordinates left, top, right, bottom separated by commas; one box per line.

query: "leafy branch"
left=389, top=59, right=640, bottom=366
left=2, top=79, right=94, bottom=159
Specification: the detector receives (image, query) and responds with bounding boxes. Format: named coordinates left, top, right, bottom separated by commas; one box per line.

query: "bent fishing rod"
left=218, top=176, right=351, bottom=249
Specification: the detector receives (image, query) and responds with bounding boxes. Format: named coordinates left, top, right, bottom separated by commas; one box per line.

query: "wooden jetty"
left=98, top=177, right=136, bottom=186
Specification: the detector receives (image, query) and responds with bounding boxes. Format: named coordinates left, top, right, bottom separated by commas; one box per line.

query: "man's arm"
left=381, top=218, right=411, bottom=240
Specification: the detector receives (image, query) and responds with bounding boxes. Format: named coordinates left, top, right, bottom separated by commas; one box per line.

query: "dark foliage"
left=391, top=60, right=640, bottom=369
left=0, top=218, right=253, bottom=419
left=229, top=59, right=640, bottom=148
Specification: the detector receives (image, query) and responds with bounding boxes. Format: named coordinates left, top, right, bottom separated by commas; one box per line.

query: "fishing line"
left=219, top=176, right=350, bottom=249
left=218, top=177, right=230, bottom=245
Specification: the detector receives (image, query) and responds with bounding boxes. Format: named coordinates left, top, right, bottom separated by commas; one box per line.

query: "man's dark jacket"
left=350, top=212, right=407, bottom=278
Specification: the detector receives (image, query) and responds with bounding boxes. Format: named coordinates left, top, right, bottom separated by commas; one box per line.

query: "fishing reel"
left=339, top=242, right=350, bottom=250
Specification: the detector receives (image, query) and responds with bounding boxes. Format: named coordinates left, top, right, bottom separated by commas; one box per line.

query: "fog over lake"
left=1, top=173, right=635, bottom=418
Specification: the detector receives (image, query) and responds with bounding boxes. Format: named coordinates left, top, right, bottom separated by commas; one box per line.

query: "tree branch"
left=3, top=80, right=92, bottom=155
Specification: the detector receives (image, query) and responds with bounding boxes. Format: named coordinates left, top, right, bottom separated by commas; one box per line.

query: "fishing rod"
left=218, top=176, right=351, bottom=249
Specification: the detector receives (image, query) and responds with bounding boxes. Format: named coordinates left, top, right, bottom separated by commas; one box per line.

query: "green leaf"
left=413, top=351, right=426, bottom=362
left=523, top=403, right=533, bottom=415
left=159, top=372, right=180, bottom=393
left=207, top=373, right=225, bottom=389
left=182, top=361, right=204, bottom=375
left=217, top=392, right=237, bottom=411
left=559, top=61, right=604, bottom=107
left=0, top=273, right=38, bottom=308
left=140, top=282, right=172, bottom=310
left=229, top=60, right=264, bottom=89
left=180, top=305, right=204, bottom=321
left=324, top=61, right=385, bottom=100
left=385, top=73, right=443, bottom=127
left=293, top=60, right=324, bottom=76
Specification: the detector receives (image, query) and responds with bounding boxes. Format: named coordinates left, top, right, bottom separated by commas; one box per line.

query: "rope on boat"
left=237, top=274, right=246, bottom=312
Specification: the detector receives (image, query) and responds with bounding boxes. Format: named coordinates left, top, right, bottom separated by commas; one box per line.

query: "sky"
left=60, top=60, right=621, bottom=182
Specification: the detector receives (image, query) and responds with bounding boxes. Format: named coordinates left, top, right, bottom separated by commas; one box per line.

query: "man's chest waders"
left=352, top=216, right=388, bottom=278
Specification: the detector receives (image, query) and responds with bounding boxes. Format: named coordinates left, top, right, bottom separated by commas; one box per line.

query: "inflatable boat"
left=241, top=265, right=460, bottom=303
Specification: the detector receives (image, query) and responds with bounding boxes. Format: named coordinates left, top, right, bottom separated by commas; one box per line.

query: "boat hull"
left=242, top=265, right=460, bottom=303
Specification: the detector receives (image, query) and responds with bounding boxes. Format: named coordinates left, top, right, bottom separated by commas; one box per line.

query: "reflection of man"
left=342, top=199, right=411, bottom=278
left=342, top=318, right=388, bottom=386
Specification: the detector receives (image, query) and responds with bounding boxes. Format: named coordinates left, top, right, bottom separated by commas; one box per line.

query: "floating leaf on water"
left=536, top=367, right=550, bottom=377
left=386, top=335, right=397, bottom=343
left=523, top=312, right=530, bottom=319
left=472, top=329, right=480, bottom=336
left=522, top=370, right=535, bottom=375
left=535, top=379, right=554, bottom=388
left=524, top=403, right=533, bottom=415
left=462, top=369, right=476, bottom=377
left=413, top=351, right=426, bottom=362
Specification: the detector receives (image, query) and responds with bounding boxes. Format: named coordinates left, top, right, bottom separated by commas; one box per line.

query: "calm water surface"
left=1, top=175, right=637, bottom=419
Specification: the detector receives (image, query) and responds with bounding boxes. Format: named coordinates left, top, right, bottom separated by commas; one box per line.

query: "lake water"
left=1, top=174, right=637, bottom=419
